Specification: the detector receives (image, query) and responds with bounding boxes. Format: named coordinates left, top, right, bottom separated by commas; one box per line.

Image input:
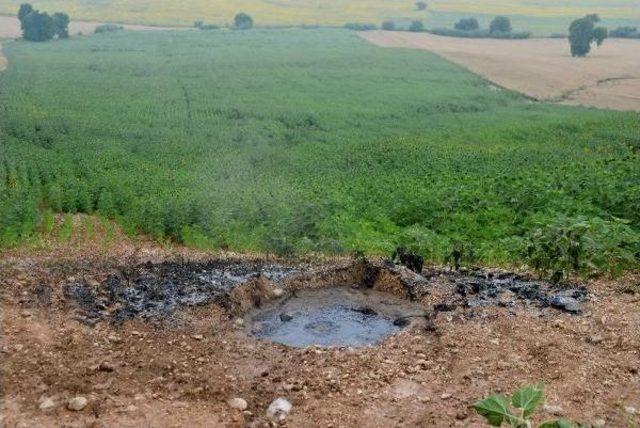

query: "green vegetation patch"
left=1, top=29, right=639, bottom=276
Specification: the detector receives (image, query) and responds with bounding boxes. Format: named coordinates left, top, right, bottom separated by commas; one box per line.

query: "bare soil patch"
left=2, top=231, right=639, bottom=427
left=360, top=31, right=640, bottom=111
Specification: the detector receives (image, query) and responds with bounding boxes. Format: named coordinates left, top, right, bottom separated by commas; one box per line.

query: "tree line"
left=18, top=3, right=69, bottom=42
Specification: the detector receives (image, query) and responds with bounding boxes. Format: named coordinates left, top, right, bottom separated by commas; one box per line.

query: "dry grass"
left=360, top=31, right=640, bottom=111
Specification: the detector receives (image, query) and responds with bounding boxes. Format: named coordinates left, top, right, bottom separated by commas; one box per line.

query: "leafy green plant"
left=473, top=384, right=584, bottom=428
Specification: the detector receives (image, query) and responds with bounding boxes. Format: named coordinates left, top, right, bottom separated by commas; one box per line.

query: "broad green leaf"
left=512, top=384, right=544, bottom=418
left=538, top=419, right=577, bottom=428
left=473, top=394, right=516, bottom=427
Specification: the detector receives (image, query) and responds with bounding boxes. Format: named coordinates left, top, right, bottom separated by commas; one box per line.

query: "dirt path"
left=1, top=220, right=639, bottom=427
left=0, top=15, right=188, bottom=40
left=360, top=31, right=640, bottom=111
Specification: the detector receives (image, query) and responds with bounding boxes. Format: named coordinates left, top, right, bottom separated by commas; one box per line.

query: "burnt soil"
left=1, top=239, right=639, bottom=428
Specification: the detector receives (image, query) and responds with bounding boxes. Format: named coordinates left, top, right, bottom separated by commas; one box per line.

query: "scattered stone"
left=279, top=313, right=293, bottom=322
left=227, top=397, right=248, bottom=411
left=266, top=397, right=292, bottom=421
left=98, top=362, right=115, bottom=372
left=67, top=396, right=88, bottom=411
left=549, top=295, right=581, bottom=313
left=192, top=334, right=204, bottom=341
left=543, top=404, right=564, bottom=416
left=588, top=335, right=604, bottom=344
left=39, top=397, right=56, bottom=410
left=625, top=406, right=637, bottom=415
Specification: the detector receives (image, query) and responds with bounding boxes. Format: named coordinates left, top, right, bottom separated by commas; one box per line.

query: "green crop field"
left=1, top=29, right=639, bottom=276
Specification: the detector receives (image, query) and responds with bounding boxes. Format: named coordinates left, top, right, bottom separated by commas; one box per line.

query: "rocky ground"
left=1, top=222, right=639, bottom=427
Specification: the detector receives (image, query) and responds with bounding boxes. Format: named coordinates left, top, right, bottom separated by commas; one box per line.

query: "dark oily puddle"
left=246, top=287, right=427, bottom=348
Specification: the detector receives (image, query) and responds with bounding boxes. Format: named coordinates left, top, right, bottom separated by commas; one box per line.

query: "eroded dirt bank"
left=359, top=31, right=640, bottom=111
left=1, top=237, right=638, bottom=428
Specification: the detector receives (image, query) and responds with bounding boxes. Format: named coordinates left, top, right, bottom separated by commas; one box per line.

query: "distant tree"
left=568, top=14, right=608, bottom=57
left=21, top=10, right=55, bottom=42
left=382, top=20, right=396, bottom=31
left=409, top=20, right=424, bottom=32
left=52, top=12, right=70, bottom=38
left=415, top=1, right=428, bottom=11
left=454, top=17, right=479, bottom=31
left=609, top=26, right=640, bottom=38
left=194, top=20, right=203, bottom=28
left=18, top=3, right=33, bottom=21
left=490, top=16, right=511, bottom=34
left=234, top=12, right=253, bottom=30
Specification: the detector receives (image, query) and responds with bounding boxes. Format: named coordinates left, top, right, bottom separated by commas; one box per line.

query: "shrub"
left=521, top=216, right=640, bottom=280
left=490, top=16, right=511, bottom=34
left=409, top=20, right=424, bottom=32
left=18, top=4, right=69, bottom=42
left=381, top=20, right=396, bottom=31
left=430, top=28, right=531, bottom=39
left=234, top=12, right=253, bottom=30
left=94, top=24, right=123, bottom=34
left=344, top=23, right=377, bottom=31
left=454, top=17, right=479, bottom=31
left=609, top=26, right=640, bottom=38
left=52, top=12, right=70, bottom=38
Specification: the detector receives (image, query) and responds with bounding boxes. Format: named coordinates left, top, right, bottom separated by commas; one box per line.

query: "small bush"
left=520, top=216, right=640, bottom=280
left=94, top=24, right=123, bottom=34
left=344, top=23, right=377, bottom=31
left=454, top=17, right=479, bottom=31
left=234, top=12, right=253, bottom=30
left=381, top=20, right=396, bottom=31
left=610, top=26, right=640, bottom=38
left=430, top=28, right=531, bottom=39
left=409, top=20, right=424, bottom=32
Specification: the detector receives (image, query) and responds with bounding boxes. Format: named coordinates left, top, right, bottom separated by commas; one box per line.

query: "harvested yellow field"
left=360, top=31, right=640, bottom=111
left=0, top=0, right=424, bottom=26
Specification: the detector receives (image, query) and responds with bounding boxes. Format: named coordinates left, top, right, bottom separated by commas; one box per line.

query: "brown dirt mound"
left=360, top=31, right=640, bottom=111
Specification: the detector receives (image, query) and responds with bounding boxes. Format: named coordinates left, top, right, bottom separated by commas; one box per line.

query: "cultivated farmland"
left=1, top=29, right=639, bottom=276
left=360, top=31, right=640, bottom=111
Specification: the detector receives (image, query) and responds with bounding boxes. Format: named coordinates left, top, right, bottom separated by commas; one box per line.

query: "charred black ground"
left=63, top=259, right=588, bottom=328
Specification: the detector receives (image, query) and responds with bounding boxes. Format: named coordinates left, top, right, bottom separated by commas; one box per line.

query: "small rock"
left=234, top=318, right=245, bottom=328
left=625, top=406, right=637, bottom=415
left=588, top=335, right=604, bottom=344
left=39, top=397, right=56, bottom=410
left=279, top=313, right=293, bottom=322
left=67, top=396, right=88, bottom=411
left=98, top=362, right=115, bottom=372
left=192, top=334, right=204, bottom=341
left=131, top=331, right=143, bottom=336
left=592, top=419, right=606, bottom=428
left=549, top=295, right=581, bottom=313
left=441, top=393, right=452, bottom=400
left=272, top=288, right=284, bottom=298
left=266, top=397, right=292, bottom=421
left=227, top=397, right=248, bottom=411
left=543, top=404, right=564, bottom=416
left=455, top=411, right=468, bottom=420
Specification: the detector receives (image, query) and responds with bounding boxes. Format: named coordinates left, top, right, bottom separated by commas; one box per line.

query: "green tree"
left=490, top=16, right=512, bottom=34
left=409, top=20, right=424, bottom=32
left=568, top=14, right=608, bottom=57
left=52, top=12, right=70, bottom=38
left=234, top=12, right=253, bottom=30
left=454, top=17, right=479, bottom=31
left=21, top=10, right=55, bottom=42
left=17, top=3, right=33, bottom=23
